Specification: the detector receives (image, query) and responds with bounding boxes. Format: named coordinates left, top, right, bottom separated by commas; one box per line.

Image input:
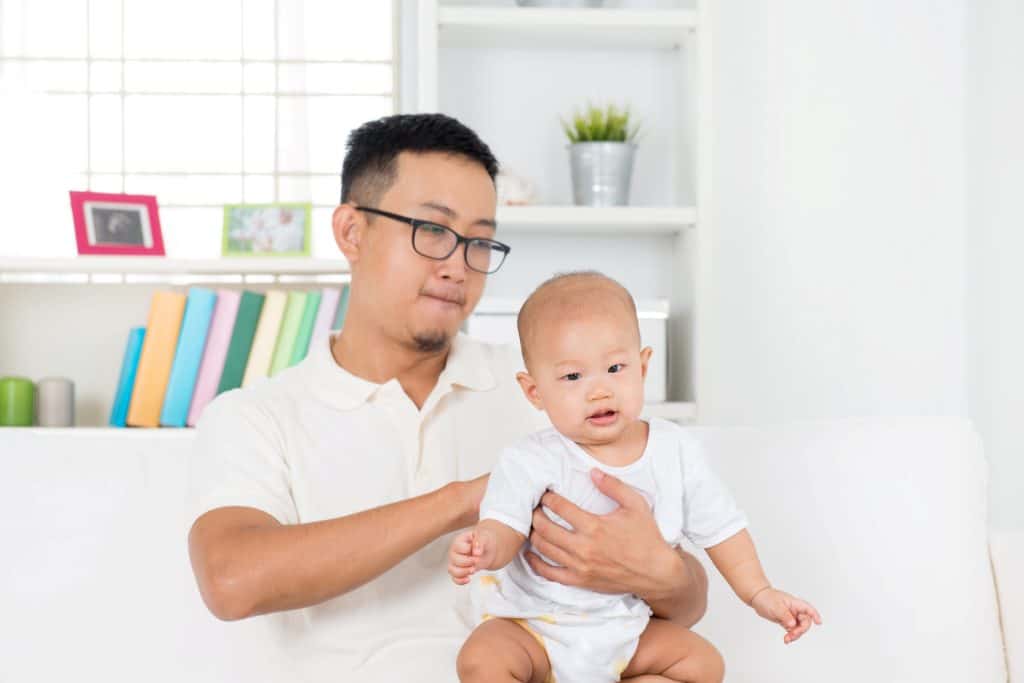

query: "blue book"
left=332, top=283, right=351, bottom=330
left=109, top=327, right=146, bottom=427
left=160, top=287, right=218, bottom=427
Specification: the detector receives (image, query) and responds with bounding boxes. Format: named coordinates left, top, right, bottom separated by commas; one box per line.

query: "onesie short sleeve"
left=678, top=430, right=748, bottom=548
left=478, top=436, right=560, bottom=537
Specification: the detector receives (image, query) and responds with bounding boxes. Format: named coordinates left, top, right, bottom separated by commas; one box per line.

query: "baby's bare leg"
left=456, top=617, right=552, bottom=683
left=620, top=618, right=725, bottom=683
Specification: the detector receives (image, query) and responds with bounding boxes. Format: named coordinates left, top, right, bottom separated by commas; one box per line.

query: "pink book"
left=310, top=286, right=342, bottom=348
left=187, top=290, right=241, bottom=427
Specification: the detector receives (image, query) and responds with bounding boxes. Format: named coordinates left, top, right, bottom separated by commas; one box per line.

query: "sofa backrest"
left=686, top=417, right=1006, bottom=683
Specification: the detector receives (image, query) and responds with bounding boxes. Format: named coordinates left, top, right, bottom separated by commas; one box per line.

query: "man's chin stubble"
left=412, top=331, right=449, bottom=353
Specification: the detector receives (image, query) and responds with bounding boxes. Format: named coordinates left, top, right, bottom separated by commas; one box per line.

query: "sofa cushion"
left=685, top=417, right=1006, bottom=683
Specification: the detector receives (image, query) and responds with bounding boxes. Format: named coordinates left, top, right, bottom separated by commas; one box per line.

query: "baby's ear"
left=515, top=371, right=544, bottom=410
left=639, top=346, right=653, bottom=378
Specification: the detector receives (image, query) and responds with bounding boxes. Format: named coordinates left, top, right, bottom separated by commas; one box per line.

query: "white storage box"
left=466, top=299, right=668, bottom=403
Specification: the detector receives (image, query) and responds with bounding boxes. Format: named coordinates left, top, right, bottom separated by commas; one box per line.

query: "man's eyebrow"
left=419, top=201, right=497, bottom=230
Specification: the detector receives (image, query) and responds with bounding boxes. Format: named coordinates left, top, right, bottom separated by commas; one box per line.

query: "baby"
left=448, top=271, right=821, bottom=683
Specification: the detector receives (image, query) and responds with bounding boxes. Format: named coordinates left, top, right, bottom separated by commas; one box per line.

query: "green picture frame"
left=221, top=203, right=313, bottom=258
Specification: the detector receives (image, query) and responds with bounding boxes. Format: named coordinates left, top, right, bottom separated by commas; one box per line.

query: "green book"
left=270, top=291, right=308, bottom=375
left=216, top=291, right=265, bottom=394
left=290, top=290, right=322, bottom=366
left=332, top=283, right=351, bottom=330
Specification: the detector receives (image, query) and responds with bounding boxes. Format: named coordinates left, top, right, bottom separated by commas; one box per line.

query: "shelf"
left=641, top=401, right=697, bottom=422
left=0, top=403, right=695, bottom=433
left=0, top=256, right=350, bottom=285
left=439, top=7, right=697, bottom=50
left=497, top=206, right=695, bottom=234
left=0, top=427, right=196, bottom=437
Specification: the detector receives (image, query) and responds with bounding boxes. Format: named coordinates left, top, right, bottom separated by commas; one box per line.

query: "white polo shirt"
left=187, top=332, right=547, bottom=682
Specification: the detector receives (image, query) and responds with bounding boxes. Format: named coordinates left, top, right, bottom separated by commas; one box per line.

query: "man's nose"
left=437, top=243, right=468, bottom=282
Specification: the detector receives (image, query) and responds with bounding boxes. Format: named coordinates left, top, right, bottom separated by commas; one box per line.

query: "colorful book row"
left=109, top=284, right=350, bottom=428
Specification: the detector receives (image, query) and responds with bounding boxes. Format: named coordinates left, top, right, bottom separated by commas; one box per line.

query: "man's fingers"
left=591, top=468, right=647, bottom=509
left=528, top=530, right=576, bottom=569
left=539, top=490, right=597, bottom=532
left=531, top=506, right=582, bottom=553
left=525, top=550, right=578, bottom=587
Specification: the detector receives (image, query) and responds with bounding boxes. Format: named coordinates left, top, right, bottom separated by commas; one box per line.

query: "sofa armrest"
left=991, top=529, right=1023, bottom=681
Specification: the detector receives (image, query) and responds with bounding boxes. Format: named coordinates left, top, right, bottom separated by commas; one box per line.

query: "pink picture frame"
left=70, top=191, right=165, bottom=256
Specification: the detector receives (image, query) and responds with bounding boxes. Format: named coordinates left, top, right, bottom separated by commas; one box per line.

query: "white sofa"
left=1, top=417, right=1018, bottom=682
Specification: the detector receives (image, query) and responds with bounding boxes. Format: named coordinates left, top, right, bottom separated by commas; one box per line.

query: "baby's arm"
left=706, top=530, right=822, bottom=643
left=448, top=519, right=526, bottom=584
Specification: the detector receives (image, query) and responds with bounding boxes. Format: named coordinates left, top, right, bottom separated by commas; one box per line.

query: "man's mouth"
left=420, top=287, right=465, bottom=307
left=587, top=409, right=618, bottom=426
left=422, top=293, right=464, bottom=307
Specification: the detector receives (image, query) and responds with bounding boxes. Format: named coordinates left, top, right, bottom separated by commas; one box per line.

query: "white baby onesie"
left=472, top=417, right=748, bottom=683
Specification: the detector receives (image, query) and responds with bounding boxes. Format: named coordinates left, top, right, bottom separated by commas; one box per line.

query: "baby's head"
left=515, top=271, right=652, bottom=446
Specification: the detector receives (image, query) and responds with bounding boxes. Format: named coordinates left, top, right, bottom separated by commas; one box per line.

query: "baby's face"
left=518, top=309, right=651, bottom=447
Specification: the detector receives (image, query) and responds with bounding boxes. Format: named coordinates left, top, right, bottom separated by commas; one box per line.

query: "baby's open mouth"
left=587, top=409, right=618, bottom=425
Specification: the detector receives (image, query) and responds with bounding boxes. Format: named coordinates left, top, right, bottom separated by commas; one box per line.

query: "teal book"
left=290, top=290, right=322, bottom=366
left=217, top=291, right=265, bottom=394
left=109, top=327, right=146, bottom=428
left=160, top=287, right=218, bottom=427
left=332, top=283, right=351, bottom=330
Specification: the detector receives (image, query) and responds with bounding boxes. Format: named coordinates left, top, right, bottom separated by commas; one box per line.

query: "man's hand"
left=526, top=468, right=682, bottom=600
left=750, top=587, right=822, bottom=644
left=448, top=473, right=489, bottom=531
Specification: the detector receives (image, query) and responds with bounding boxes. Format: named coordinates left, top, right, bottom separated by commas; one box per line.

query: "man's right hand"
left=189, top=472, right=491, bottom=621
left=447, top=473, right=489, bottom=531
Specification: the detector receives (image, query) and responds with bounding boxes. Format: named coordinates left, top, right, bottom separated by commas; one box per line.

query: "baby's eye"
left=608, top=364, right=625, bottom=373
left=561, top=372, right=581, bottom=381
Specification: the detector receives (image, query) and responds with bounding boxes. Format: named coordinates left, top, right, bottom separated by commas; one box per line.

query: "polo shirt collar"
left=303, top=331, right=496, bottom=412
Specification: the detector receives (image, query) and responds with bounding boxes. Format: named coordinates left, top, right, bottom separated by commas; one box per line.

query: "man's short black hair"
left=340, top=113, right=499, bottom=205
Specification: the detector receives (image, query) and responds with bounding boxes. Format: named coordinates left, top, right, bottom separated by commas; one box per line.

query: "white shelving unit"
left=0, top=257, right=351, bottom=284
left=0, top=1, right=711, bottom=428
left=415, top=0, right=712, bottom=421
left=0, top=395, right=697, bottom=433
left=436, top=6, right=698, bottom=49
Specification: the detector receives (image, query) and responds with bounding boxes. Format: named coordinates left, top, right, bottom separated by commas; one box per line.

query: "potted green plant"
left=561, top=103, right=640, bottom=206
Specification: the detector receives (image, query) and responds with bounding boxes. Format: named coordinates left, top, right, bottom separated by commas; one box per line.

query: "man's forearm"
left=192, top=481, right=475, bottom=620
left=641, top=548, right=709, bottom=628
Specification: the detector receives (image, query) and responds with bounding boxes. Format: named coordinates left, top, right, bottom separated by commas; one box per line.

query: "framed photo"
left=69, top=191, right=165, bottom=256
left=222, top=203, right=312, bottom=258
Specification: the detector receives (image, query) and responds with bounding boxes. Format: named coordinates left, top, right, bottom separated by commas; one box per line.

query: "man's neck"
left=329, top=318, right=449, bottom=410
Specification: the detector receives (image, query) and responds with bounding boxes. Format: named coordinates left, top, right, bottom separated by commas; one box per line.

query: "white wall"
left=705, top=0, right=968, bottom=426
left=410, top=1, right=1024, bottom=527
left=967, top=0, right=1024, bottom=531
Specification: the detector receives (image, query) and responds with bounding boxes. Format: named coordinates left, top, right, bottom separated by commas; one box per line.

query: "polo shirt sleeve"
left=678, top=431, right=748, bottom=549
left=478, top=442, right=557, bottom=537
left=186, top=389, right=299, bottom=529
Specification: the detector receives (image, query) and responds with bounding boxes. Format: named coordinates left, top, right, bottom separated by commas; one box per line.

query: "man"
left=187, top=113, right=709, bottom=682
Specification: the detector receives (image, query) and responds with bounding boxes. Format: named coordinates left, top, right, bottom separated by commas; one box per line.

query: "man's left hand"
left=526, top=468, right=679, bottom=599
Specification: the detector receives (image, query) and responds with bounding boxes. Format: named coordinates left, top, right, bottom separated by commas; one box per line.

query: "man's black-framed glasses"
left=356, top=207, right=510, bottom=274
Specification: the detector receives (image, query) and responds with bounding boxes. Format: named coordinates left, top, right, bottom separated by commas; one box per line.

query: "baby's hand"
left=447, top=527, right=497, bottom=585
left=750, top=587, right=823, bottom=644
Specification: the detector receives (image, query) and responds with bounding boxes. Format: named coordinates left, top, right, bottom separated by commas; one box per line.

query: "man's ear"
left=332, top=204, right=364, bottom=264
left=515, top=371, right=544, bottom=410
left=639, top=346, right=653, bottom=379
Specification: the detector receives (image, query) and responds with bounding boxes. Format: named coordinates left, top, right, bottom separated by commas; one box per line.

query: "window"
left=0, top=0, right=396, bottom=258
